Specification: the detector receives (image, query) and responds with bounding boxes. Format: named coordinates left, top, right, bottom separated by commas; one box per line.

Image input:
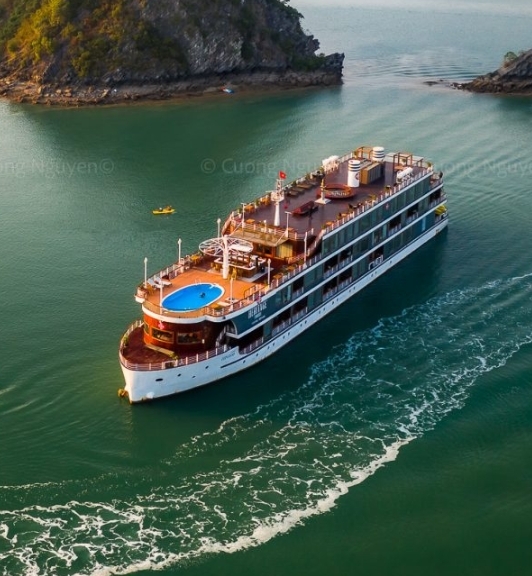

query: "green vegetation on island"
left=463, top=48, right=532, bottom=94
left=0, top=0, right=342, bottom=99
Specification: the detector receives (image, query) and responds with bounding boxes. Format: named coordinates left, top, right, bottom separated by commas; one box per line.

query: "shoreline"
left=0, top=68, right=343, bottom=107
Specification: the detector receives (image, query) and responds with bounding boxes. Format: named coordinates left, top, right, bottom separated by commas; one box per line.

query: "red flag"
left=279, top=171, right=287, bottom=179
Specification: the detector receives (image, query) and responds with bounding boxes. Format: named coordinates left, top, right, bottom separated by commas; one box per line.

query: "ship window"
left=177, top=332, right=201, bottom=343
left=407, top=203, right=419, bottom=219
left=359, top=214, right=371, bottom=233
left=345, top=223, right=354, bottom=241
left=415, top=180, right=426, bottom=199
left=337, top=228, right=346, bottom=246
left=402, top=227, right=413, bottom=244
left=388, top=215, right=401, bottom=230
left=372, top=227, right=384, bottom=246
left=152, top=328, right=174, bottom=343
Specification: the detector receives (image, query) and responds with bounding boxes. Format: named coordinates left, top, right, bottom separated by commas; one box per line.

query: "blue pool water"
left=162, top=283, right=224, bottom=312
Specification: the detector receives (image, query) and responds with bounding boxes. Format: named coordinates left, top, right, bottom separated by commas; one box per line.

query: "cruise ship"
left=118, top=145, right=447, bottom=402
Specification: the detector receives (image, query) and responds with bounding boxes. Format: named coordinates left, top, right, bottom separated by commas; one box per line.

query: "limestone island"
left=0, top=0, right=344, bottom=106
left=462, top=48, right=532, bottom=95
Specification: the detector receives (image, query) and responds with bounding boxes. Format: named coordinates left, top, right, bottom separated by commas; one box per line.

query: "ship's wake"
left=2, top=273, right=532, bottom=576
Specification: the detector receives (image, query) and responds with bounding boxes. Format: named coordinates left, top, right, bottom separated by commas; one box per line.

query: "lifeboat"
left=152, top=206, right=175, bottom=215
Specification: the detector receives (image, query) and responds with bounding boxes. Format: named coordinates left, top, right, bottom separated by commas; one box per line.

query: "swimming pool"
left=162, top=283, right=224, bottom=312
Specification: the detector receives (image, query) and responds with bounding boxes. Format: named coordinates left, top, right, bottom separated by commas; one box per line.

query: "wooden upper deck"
left=227, top=148, right=431, bottom=238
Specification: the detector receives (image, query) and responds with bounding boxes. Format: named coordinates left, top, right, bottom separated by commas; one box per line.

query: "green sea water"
left=1, top=1, right=532, bottom=574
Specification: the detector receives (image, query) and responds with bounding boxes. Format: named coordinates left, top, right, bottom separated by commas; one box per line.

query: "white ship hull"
left=121, top=218, right=448, bottom=403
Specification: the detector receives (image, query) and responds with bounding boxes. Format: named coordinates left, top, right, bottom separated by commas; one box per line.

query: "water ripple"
left=2, top=272, right=532, bottom=575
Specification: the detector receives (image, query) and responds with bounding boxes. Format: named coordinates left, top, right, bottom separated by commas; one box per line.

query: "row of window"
left=144, top=322, right=203, bottom=345
left=274, top=212, right=437, bottom=308
left=322, top=179, right=436, bottom=256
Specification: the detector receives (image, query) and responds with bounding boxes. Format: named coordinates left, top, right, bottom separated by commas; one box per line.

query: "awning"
left=230, top=228, right=289, bottom=247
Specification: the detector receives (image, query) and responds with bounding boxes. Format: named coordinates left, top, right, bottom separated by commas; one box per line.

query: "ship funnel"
left=347, top=159, right=361, bottom=188
left=371, top=146, right=385, bottom=162
left=274, top=197, right=281, bottom=226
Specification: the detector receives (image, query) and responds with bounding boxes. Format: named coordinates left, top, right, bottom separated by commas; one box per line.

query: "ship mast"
left=272, top=177, right=283, bottom=227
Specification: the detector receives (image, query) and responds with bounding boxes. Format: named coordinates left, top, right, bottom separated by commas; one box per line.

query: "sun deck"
left=230, top=150, right=432, bottom=239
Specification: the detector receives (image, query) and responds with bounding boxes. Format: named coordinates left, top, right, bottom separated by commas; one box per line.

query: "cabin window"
left=177, top=332, right=201, bottom=343
left=345, top=222, right=354, bottom=241
left=406, top=203, right=419, bottom=220
left=391, top=234, right=402, bottom=254
left=152, top=328, right=174, bottom=343
left=337, top=228, right=346, bottom=246
left=359, top=214, right=371, bottom=234
left=396, top=193, right=406, bottom=210
left=388, top=215, right=401, bottom=233
left=388, top=197, right=398, bottom=213
left=304, top=267, right=316, bottom=287
left=281, top=285, right=292, bottom=304
left=373, top=226, right=386, bottom=246
left=326, top=234, right=339, bottom=252
left=294, top=277, right=305, bottom=292
left=402, top=227, right=413, bottom=244
left=277, top=243, right=293, bottom=259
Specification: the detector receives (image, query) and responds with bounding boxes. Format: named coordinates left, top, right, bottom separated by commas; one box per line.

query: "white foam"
left=4, top=273, right=532, bottom=576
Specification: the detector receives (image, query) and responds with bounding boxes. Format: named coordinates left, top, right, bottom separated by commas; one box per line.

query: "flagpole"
left=241, top=202, right=246, bottom=229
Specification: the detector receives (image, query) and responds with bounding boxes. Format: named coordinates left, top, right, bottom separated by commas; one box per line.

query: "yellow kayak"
left=152, top=206, right=175, bottom=215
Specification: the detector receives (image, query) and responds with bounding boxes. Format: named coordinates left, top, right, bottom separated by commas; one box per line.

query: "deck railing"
left=119, top=324, right=231, bottom=371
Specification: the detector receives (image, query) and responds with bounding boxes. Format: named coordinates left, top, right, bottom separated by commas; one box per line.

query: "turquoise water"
left=1, top=1, right=532, bottom=574
left=162, top=283, right=223, bottom=311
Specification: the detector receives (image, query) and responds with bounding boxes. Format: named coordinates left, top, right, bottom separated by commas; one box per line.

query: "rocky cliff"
left=0, top=0, right=344, bottom=105
left=463, top=48, right=532, bottom=94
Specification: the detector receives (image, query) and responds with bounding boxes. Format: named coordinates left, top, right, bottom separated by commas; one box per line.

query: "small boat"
left=152, top=206, right=175, bottom=215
